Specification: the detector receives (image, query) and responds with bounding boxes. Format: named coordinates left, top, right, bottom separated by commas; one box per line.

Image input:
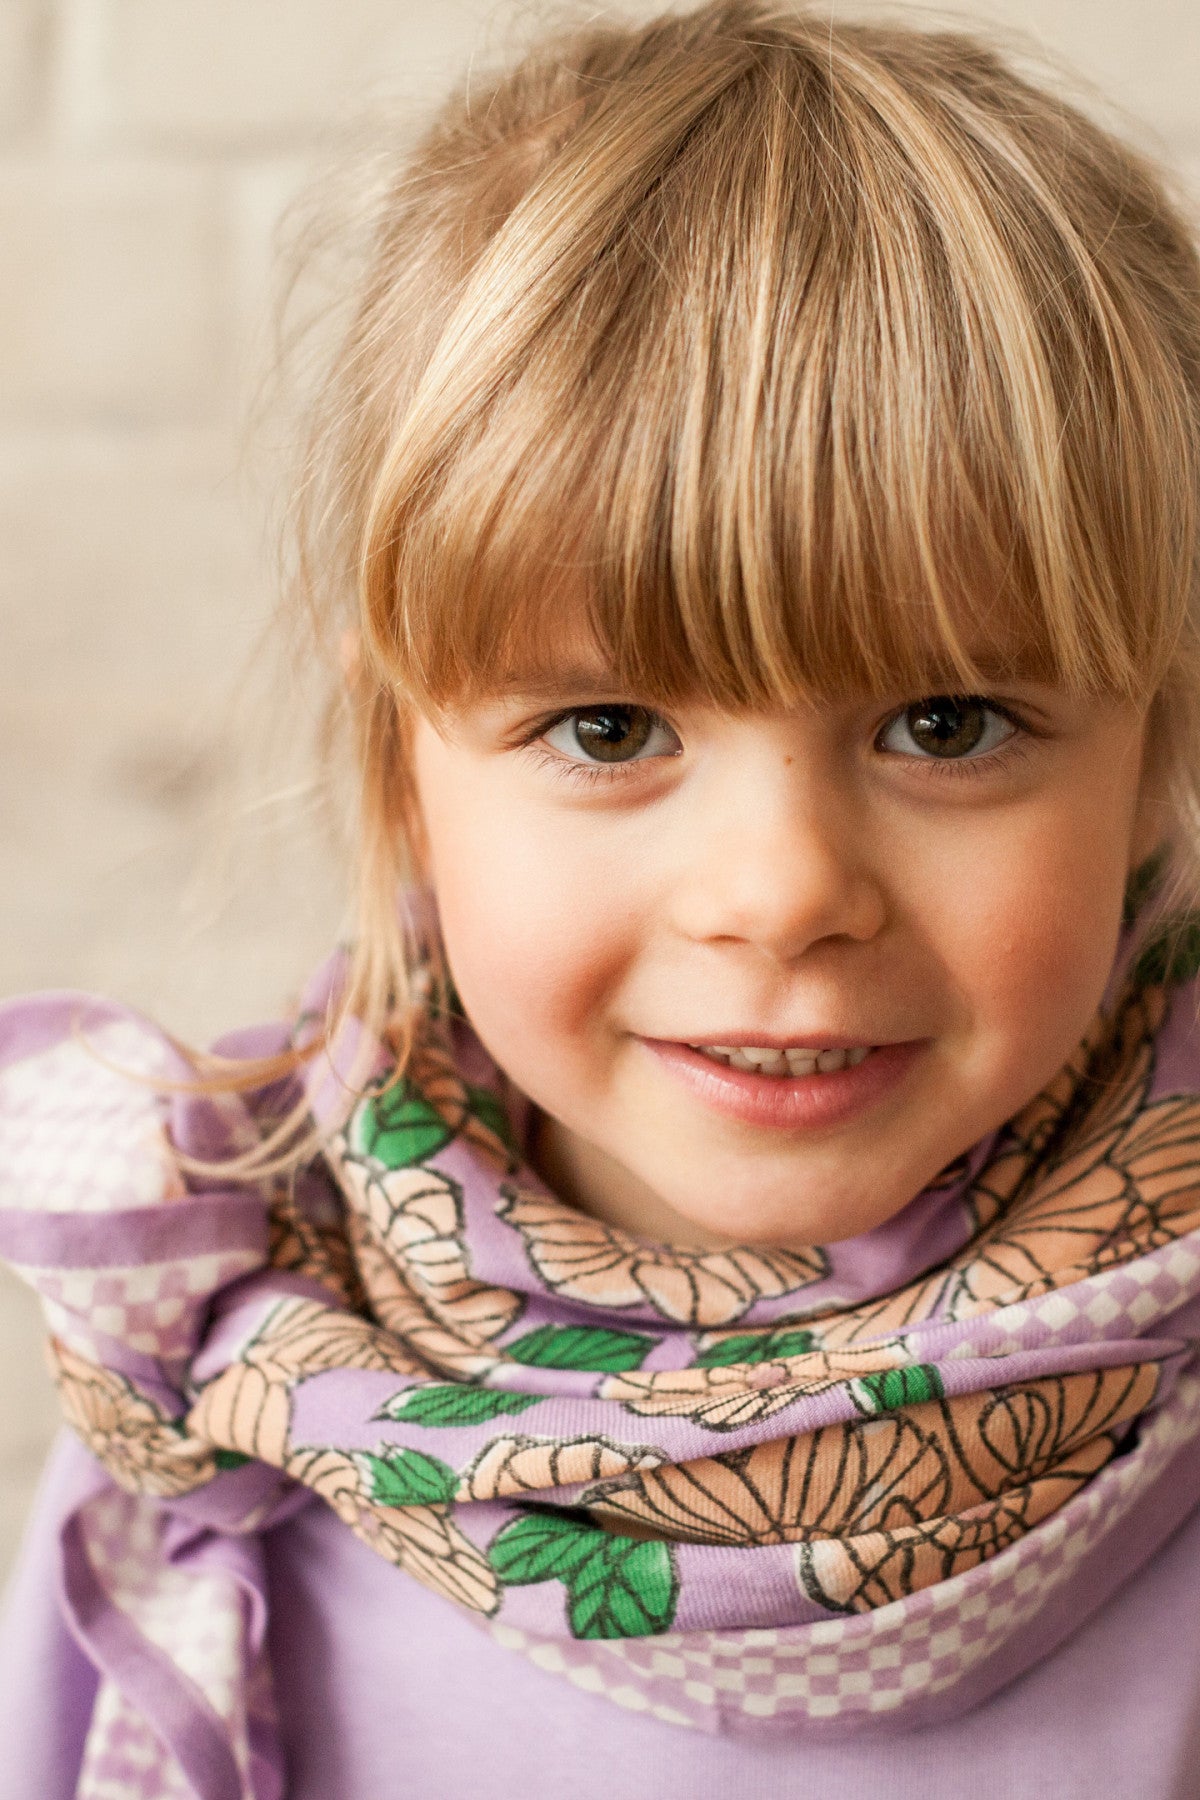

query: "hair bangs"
left=359, top=18, right=1193, bottom=718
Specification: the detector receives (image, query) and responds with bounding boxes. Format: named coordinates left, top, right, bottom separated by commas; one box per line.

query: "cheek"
left=414, top=750, right=633, bottom=1057
left=922, top=792, right=1131, bottom=1054
left=441, top=857, right=611, bottom=1037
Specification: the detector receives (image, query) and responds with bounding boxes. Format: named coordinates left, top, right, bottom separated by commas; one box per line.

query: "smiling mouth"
left=644, top=1036, right=921, bottom=1130
left=688, top=1044, right=873, bottom=1077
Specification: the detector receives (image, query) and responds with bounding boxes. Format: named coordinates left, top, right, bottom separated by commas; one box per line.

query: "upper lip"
left=655, top=1033, right=890, bottom=1051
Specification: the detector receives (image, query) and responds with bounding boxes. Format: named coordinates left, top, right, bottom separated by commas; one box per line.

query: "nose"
left=667, top=746, right=888, bottom=963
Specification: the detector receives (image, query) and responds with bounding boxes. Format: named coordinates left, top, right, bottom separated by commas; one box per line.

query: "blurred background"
left=1, top=0, right=1198, bottom=1580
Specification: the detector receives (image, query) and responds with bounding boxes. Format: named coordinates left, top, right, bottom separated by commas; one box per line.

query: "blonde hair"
left=262, top=0, right=1200, bottom=1149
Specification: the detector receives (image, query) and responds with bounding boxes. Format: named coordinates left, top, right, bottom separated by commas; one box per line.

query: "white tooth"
left=739, top=1047, right=778, bottom=1065
left=816, top=1048, right=848, bottom=1073
left=760, top=1052, right=789, bottom=1076
left=707, top=1046, right=737, bottom=1057
left=785, top=1049, right=818, bottom=1076
left=727, top=1049, right=759, bottom=1072
left=846, top=1046, right=871, bottom=1067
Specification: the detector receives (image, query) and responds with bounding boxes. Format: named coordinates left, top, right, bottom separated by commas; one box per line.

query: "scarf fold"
left=4, top=930, right=1200, bottom=1787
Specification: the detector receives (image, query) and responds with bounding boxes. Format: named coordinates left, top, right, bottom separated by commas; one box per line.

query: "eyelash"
left=515, top=709, right=669, bottom=790
left=875, top=698, right=1036, bottom=781
left=520, top=699, right=1037, bottom=785
left=523, top=739, right=649, bottom=790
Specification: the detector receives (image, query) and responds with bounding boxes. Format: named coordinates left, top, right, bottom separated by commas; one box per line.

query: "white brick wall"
left=0, top=163, right=226, bottom=422
left=106, top=0, right=483, bottom=148
left=936, top=0, right=1200, bottom=146
left=0, top=2, right=49, bottom=141
left=0, top=0, right=1196, bottom=1584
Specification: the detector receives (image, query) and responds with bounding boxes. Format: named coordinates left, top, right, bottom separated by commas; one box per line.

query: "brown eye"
left=878, top=695, right=1015, bottom=762
left=543, top=705, right=679, bottom=767
left=572, top=706, right=652, bottom=761
left=906, top=697, right=985, bottom=757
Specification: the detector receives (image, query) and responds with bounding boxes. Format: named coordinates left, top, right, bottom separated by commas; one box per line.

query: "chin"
left=658, top=1172, right=912, bottom=1250
left=658, top=1196, right=853, bottom=1251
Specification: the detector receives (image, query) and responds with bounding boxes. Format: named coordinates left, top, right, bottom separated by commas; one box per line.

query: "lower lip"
left=641, top=1039, right=926, bottom=1131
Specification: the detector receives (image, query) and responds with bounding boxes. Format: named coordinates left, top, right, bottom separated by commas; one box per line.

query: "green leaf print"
left=373, top=1386, right=543, bottom=1428
left=852, top=1363, right=945, bottom=1415
left=213, top=1449, right=251, bottom=1472
left=488, top=1509, right=679, bottom=1639
left=505, top=1325, right=654, bottom=1373
left=355, top=1081, right=453, bottom=1169
left=489, top=1510, right=602, bottom=1586
left=693, top=1327, right=816, bottom=1368
left=358, top=1447, right=459, bottom=1507
left=566, top=1536, right=678, bottom=1640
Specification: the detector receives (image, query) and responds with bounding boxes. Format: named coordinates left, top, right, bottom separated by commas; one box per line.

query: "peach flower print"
left=457, top=1433, right=665, bottom=1502
left=796, top=1363, right=1160, bottom=1610
left=343, top=1213, right=509, bottom=1380
left=497, top=1188, right=828, bottom=1327
left=329, top=1151, right=523, bottom=1373
left=582, top=1363, right=1157, bottom=1608
left=290, top=1445, right=500, bottom=1616
left=600, top=1343, right=911, bottom=1432
left=268, top=1180, right=364, bottom=1310
left=50, top=1340, right=218, bottom=1498
left=188, top=1294, right=425, bottom=1466
left=187, top=1301, right=500, bottom=1615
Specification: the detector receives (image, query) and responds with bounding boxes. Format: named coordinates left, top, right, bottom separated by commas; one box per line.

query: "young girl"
left=3, top=2, right=1200, bottom=1794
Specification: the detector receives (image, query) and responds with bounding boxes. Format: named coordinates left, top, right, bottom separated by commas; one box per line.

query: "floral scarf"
left=4, top=924, right=1200, bottom=1791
